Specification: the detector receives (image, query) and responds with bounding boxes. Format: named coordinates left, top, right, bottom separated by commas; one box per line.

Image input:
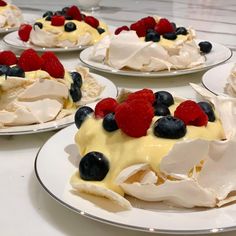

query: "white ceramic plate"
left=0, top=13, right=40, bottom=34
left=79, top=40, right=232, bottom=77
left=35, top=124, right=236, bottom=234
left=202, top=62, right=235, bottom=96
left=0, top=73, right=118, bottom=135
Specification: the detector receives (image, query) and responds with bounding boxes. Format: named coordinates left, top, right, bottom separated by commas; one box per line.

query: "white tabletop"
left=1, top=0, right=236, bottom=235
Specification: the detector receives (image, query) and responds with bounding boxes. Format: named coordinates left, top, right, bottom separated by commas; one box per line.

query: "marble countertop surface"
left=1, top=0, right=236, bottom=235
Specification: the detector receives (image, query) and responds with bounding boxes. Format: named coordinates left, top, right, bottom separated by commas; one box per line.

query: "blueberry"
left=153, top=116, right=186, bottom=139
left=45, top=16, right=52, bottom=21
left=74, top=106, right=93, bottom=129
left=71, top=71, right=82, bottom=88
left=145, top=31, right=160, bottom=42
left=171, top=22, right=177, bottom=30
left=69, top=83, right=82, bottom=103
left=199, top=41, right=212, bottom=53
left=163, top=32, right=177, bottom=40
left=97, top=27, right=105, bottom=34
left=153, top=103, right=170, bottom=116
left=198, top=101, right=215, bottom=122
left=7, top=66, right=25, bottom=77
left=54, top=10, right=63, bottom=16
left=79, top=151, right=109, bottom=181
left=0, top=65, right=9, bottom=76
left=65, top=15, right=73, bottom=20
left=64, top=22, right=77, bottom=32
left=176, top=27, right=188, bottom=35
left=154, top=91, right=174, bottom=107
left=33, top=22, right=43, bottom=29
left=43, top=11, right=53, bottom=18
left=61, top=7, right=69, bottom=14
left=102, top=113, right=118, bottom=132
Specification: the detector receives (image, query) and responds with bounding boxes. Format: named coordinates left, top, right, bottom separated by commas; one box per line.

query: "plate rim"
left=34, top=124, right=236, bottom=235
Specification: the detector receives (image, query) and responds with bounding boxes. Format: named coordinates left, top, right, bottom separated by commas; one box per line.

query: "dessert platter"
left=79, top=16, right=232, bottom=77
left=3, top=5, right=109, bottom=52
left=35, top=85, right=236, bottom=233
left=0, top=49, right=117, bottom=135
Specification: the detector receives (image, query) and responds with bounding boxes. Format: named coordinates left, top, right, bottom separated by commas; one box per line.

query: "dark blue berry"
left=71, top=71, right=82, bottom=88
left=7, top=66, right=25, bottom=77
left=97, top=27, right=105, bottom=34
left=198, top=41, right=212, bottom=53
left=0, top=65, right=9, bottom=76
left=153, top=103, right=170, bottom=116
left=69, top=83, right=82, bottom=103
left=163, top=32, right=177, bottom=40
left=154, top=91, right=174, bottom=107
left=43, top=11, right=53, bottom=18
left=198, top=102, right=215, bottom=122
left=61, top=7, right=69, bottom=14
left=45, top=16, right=52, bottom=21
left=176, top=27, right=188, bottom=35
left=102, top=113, right=118, bottom=132
left=65, top=15, right=73, bottom=20
left=74, top=106, right=93, bottom=129
left=145, top=31, right=160, bottom=42
left=171, top=22, right=177, bottom=30
left=33, top=22, right=43, bottom=30
left=153, top=116, right=186, bottom=139
left=54, top=11, right=63, bottom=16
left=79, top=151, right=109, bottom=181
left=64, top=22, right=77, bottom=32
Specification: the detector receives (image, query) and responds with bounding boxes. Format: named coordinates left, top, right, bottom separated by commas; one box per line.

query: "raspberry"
left=154, top=18, right=175, bottom=35
left=130, top=20, right=147, bottom=37
left=94, top=98, right=118, bottom=118
left=51, top=15, right=65, bottom=26
left=114, top=26, right=129, bottom=35
left=115, top=100, right=154, bottom=137
left=41, top=52, right=65, bottom=78
left=66, top=5, right=82, bottom=21
left=126, top=89, right=155, bottom=104
left=18, top=49, right=43, bottom=72
left=0, top=0, right=7, bottom=6
left=0, top=51, right=17, bottom=66
left=18, top=24, right=32, bottom=42
left=141, top=16, right=156, bottom=30
left=174, top=100, right=208, bottom=126
left=84, top=16, right=99, bottom=28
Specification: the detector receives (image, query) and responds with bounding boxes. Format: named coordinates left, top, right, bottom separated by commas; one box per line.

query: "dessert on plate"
left=0, top=49, right=104, bottom=127
left=91, top=16, right=212, bottom=72
left=18, top=5, right=108, bottom=48
left=70, top=86, right=236, bottom=209
left=225, top=63, right=236, bottom=96
left=0, top=0, right=23, bottom=29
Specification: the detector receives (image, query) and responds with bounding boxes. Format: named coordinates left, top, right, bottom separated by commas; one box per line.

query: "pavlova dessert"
left=225, top=63, right=236, bottom=97
left=91, top=16, right=212, bottom=72
left=0, top=0, right=23, bottom=29
left=0, top=49, right=104, bottom=127
left=18, top=5, right=108, bottom=48
left=70, top=86, right=236, bottom=209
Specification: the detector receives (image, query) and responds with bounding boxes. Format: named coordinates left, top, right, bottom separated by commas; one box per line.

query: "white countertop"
left=1, top=0, right=236, bottom=235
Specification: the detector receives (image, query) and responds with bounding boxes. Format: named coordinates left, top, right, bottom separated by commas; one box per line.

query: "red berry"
left=84, top=16, right=99, bottom=28
left=41, top=52, right=65, bottom=78
left=51, top=15, right=65, bottom=26
left=95, top=98, right=118, bottom=118
left=174, top=100, right=208, bottom=126
left=115, top=99, right=154, bottom=137
left=18, top=24, right=32, bottom=42
left=66, top=5, right=82, bottom=21
left=18, top=49, right=43, bottom=72
left=126, top=89, right=155, bottom=104
left=0, top=51, right=17, bottom=66
left=0, top=0, right=7, bottom=6
left=154, top=18, right=175, bottom=35
left=130, top=20, right=146, bottom=37
left=141, top=16, right=156, bottom=30
left=114, top=26, right=129, bottom=35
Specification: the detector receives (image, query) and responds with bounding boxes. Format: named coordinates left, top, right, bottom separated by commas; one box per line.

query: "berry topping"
left=171, top=22, right=177, bottom=30
left=176, top=27, right=188, bottom=35
left=0, top=0, right=7, bottom=6
left=163, top=32, right=177, bottom=40
left=95, top=98, right=118, bottom=118
left=18, top=24, right=32, bottom=42
left=199, top=41, right=212, bottom=53
left=97, top=27, right=105, bottom=34
left=51, top=15, right=65, bottom=26
left=126, top=88, right=155, bottom=104
left=0, top=51, right=17, bottom=66
left=84, top=16, right=99, bottom=28
left=153, top=116, right=186, bottom=139
left=43, top=11, right=53, bottom=18
left=0, top=65, right=9, bottom=76
left=114, top=26, right=129, bottom=35
left=7, top=66, right=25, bottom=78
left=33, top=22, right=43, bottom=29
left=65, top=15, right=73, bottom=20
left=198, top=102, right=216, bottom=122
left=64, top=22, right=77, bottom=32
left=45, top=16, right=52, bottom=21
left=174, top=100, right=208, bottom=126
left=18, top=49, right=43, bottom=72
left=153, top=103, right=170, bottom=116
left=61, top=7, right=70, bottom=14
left=41, top=51, right=65, bottom=78
left=154, top=18, right=175, bottom=35
left=115, top=99, right=154, bottom=138
left=74, top=106, right=94, bottom=129
left=145, top=30, right=160, bottom=42
left=130, top=20, right=146, bottom=37
left=141, top=16, right=156, bottom=30
left=54, top=10, right=63, bottom=16
left=79, top=151, right=109, bottom=181
left=154, top=91, right=174, bottom=107
left=66, top=5, right=82, bottom=21
left=71, top=71, right=82, bottom=88
left=69, top=83, right=82, bottom=103
left=102, top=113, right=119, bottom=132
